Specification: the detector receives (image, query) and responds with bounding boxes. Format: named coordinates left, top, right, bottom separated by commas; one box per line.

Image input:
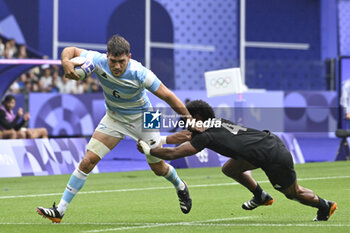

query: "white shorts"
left=95, top=113, right=162, bottom=163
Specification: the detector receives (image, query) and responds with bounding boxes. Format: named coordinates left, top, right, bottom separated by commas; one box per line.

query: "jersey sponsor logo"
left=143, top=110, right=161, bottom=129
left=149, top=139, right=157, bottom=145
left=101, top=72, right=108, bottom=79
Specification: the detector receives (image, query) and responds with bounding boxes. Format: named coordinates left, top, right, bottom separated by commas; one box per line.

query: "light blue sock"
left=57, top=168, right=88, bottom=215
left=164, top=164, right=185, bottom=191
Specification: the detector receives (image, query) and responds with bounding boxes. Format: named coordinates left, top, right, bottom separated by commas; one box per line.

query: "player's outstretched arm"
left=61, top=47, right=86, bottom=80
left=165, top=130, right=192, bottom=144
left=137, top=140, right=198, bottom=160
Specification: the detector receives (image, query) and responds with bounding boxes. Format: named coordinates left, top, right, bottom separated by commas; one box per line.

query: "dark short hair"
left=3, top=95, right=15, bottom=104
left=186, top=100, right=215, bottom=121
left=107, top=35, right=130, bottom=57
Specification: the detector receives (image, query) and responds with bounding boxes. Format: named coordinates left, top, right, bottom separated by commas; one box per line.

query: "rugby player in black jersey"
left=138, top=100, right=337, bottom=221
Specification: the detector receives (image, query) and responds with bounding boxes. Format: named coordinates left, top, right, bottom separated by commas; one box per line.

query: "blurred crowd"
left=1, top=37, right=102, bottom=94
left=0, top=37, right=28, bottom=59
left=8, top=65, right=101, bottom=94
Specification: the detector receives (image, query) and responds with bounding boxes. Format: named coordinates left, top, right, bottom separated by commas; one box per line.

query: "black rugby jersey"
left=190, top=118, right=283, bottom=168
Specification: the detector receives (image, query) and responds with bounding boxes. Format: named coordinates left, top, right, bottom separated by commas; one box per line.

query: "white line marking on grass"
left=184, top=223, right=350, bottom=227
left=1, top=175, right=349, bottom=200
left=0, top=222, right=146, bottom=226
left=82, top=217, right=254, bottom=233
left=82, top=217, right=350, bottom=233
left=0, top=217, right=252, bottom=226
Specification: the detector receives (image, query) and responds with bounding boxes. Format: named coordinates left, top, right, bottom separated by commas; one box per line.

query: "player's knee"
left=283, top=188, right=299, bottom=200
left=149, top=162, right=168, bottom=176
left=79, top=156, right=99, bottom=174
left=221, top=164, right=238, bottom=178
left=151, top=166, right=167, bottom=176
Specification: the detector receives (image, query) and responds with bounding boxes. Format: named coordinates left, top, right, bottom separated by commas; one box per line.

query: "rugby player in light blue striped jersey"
left=36, top=35, right=192, bottom=223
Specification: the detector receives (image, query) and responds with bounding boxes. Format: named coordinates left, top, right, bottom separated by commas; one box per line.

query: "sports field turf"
left=0, top=161, right=349, bottom=233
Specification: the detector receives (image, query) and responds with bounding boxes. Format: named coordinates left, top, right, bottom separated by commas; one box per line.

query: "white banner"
left=204, top=68, right=245, bottom=97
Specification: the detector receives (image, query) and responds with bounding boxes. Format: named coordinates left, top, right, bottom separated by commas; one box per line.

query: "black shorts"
left=262, top=135, right=296, bottom=191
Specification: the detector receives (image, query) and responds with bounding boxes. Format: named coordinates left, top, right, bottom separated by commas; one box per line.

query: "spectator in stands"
left=83, top=77, right=94, bottom=93
left=0, top=95, right=48, bottom=138
left=0, top=37, right=5, bottom=58
left=28, top=69, right=39, bottom=83
left=18, top=73, right=27, bottom=92
left=58, top=77, right=74, bottom=93
left=5, top=38, right=17, bottom=58
left=38, top=79, right=48, bottom=92
left=52, top=65, right=63, bottom=77
left=49, top=77, right=60, bottom=93
left=9, top=74, right=27, bottom=94
left=52, top=70, right=62, bottom=85
left=24, top=81, right=32, bottom=94
left=91, top=79, right=101, bottom=92
left=0, top=94, right=29, bottom=138
left=9, top=81, right=21, bottom=94
left=8, top=68, right=101, bottom=95
left=40, top=65, right=53, bottom=91
left=15, top=44, right=28, bottom=58
left=31, top=82, right=40, bottom=93
left=72, top=80, right=84, bottom=94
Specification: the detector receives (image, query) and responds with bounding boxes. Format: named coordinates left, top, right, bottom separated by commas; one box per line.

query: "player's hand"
left=137, top=139, right=151, bottom=156
left=346, top=113, right=350, bottom=120
left=62, top=59, right=82, bottom=80
left=17, top=107, right=23, bottom=117
left=137, top=139, right=144, bottom=153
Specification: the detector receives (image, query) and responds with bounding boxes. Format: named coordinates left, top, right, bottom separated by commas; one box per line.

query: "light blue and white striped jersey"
left=80, top=50, right=161, bottom=122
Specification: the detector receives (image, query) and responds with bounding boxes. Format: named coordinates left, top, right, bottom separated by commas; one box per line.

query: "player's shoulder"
left=128, top=59, right=146, bottom=72
left=127, top=59, right=147, bottom=79
left=83, top=50, right=106, bottom=62
left=191, top=130, right=211, bottom=139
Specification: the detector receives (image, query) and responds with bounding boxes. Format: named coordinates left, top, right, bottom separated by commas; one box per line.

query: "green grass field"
left=0, top=161, right=349, bottom=233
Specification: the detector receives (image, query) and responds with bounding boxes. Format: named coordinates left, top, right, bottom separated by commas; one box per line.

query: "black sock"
left=316, top=197, right=328, bottom=210
left=252, top=184, right=265, bottom=200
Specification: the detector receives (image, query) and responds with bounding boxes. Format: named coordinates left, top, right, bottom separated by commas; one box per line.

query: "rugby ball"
left=70, top=57, right=95, bottom=80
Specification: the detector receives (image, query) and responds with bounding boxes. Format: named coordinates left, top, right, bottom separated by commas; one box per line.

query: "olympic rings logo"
left=210, top=76, right=232, bottom=88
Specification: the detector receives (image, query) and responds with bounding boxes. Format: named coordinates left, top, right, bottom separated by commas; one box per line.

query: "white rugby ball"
left=70, top=57, right=95, bottom=80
